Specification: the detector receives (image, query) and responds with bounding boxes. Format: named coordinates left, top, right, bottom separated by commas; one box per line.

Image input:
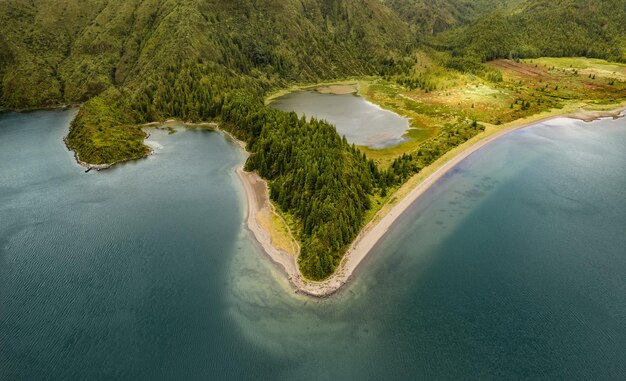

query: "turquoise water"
left=269, top=90, right=411, bottom=148
left=1, top=110, right=625, bottom=380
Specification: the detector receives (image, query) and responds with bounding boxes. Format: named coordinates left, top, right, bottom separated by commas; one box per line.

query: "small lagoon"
left=269, top=88, right=411, bottom=149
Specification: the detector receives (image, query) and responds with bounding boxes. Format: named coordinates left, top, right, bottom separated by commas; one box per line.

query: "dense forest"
left=437, top=0, right=626, bottom=64
left=0, top=0, right=410, bottom=110
left=383, top=0, right=512, bottom=35
left=1, top=0, right=624, bottom=279
left=219, top=92, right=483, bottom=278
left=221, top=92, right=376, bottom=278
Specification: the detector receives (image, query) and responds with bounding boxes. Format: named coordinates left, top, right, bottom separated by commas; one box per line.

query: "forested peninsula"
left=2, top=0, right=625, bottom=282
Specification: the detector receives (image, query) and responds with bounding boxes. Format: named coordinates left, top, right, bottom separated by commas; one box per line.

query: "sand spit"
left=236, top=106, right=625, bottom=297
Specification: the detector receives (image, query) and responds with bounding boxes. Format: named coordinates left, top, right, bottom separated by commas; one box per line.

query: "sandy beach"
left=236, top=168, right=300, bottom=276
left=310, top=84, right=358, bottom=95
left=235, top=106, right=625, bottom=297
left=236, top=167, right=353, bottom=296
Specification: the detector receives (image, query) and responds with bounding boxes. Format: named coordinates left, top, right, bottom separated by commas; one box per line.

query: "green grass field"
left=355, top=57, right=626, bottom=168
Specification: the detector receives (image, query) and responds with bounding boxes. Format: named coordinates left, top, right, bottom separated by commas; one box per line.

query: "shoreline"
left=3, top=103, right=81, bottom=113
left=324, top=106, right=626, bottom=296
left=235, top=168, right=302, bottom=285
left=66, top=127, right=155, bottom=172
left=236, top=105, right=625, bottom=298
left=61, top=105, right=625, bottom=297
left=264, top=79, right=370, bottom=104
left=235, top=166, right=349, bottom=297
left=69, top=120, right=218, bottom=172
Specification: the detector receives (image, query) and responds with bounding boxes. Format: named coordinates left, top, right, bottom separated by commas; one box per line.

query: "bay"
left=1, top=110, right=624, bottom=380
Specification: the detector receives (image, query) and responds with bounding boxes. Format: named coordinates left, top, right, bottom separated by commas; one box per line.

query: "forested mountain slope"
left=0, top=0, right=410, bottom=109
left=3, top=0, right=624, bottom=111
left=383, top=0, right=513, bottom=35
left=439, top=0, right=626, bottom=62
left=0, top=0, right=108, bottom=108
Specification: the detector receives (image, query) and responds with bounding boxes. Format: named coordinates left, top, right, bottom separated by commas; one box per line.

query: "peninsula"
left=237, top=101, right=625, bottom=296
left=2, top=0, right=625, bottom=294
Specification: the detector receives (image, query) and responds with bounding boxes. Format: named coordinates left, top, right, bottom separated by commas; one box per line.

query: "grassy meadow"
left=356, top=56, right=626, bottom=167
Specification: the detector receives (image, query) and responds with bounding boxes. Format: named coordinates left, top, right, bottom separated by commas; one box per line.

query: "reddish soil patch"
left=584, top=82, right=606, bottom=91
left=490, top=60, right=547, bottom=77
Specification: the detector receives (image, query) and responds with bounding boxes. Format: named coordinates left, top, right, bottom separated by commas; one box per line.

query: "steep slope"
left=0, top=0, right=108, bottom=108
left=441, top=0, right=626, bottom=62
left=0, top=0, right=411, bottom=110
left=383, top=0, right=513, bottom=35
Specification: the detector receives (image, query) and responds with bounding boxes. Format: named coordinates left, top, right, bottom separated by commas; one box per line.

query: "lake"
left=269, top=89, right=411, bottom=148
left=1, top=110, right=625, bottom=380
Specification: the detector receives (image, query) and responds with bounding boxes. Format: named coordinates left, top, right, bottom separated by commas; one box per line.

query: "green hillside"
left=438, top=0, right=626, bottom=62
left=383, top=0, right=512, bottom=35
left=0, top=0, right=411, bottom=110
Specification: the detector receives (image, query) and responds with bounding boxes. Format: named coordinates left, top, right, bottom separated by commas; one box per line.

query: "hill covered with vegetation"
left=0, top=0, right=411, bottom=110
left=1, top=0, right=625, bottom=280
left=437, top=0, right=626, bottom=63
left=383, top=0, right=512, bottom=35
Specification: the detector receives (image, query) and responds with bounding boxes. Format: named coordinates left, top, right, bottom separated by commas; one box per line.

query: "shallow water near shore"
left=1, top=110, right=625, bottom=380
left=269, top=90, right=411, bottom=148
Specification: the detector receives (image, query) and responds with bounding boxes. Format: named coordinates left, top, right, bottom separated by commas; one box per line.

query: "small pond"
left=269, top=86, right=411, bottom=149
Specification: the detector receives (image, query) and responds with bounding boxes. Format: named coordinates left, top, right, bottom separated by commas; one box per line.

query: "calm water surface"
left=1, top=110, right=625, bottom=380
left=270, top=90, right=411, bottom=148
